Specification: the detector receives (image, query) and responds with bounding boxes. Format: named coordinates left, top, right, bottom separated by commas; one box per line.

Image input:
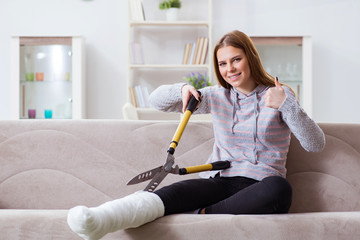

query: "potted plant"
left=183, top=72, right=212, bottom=90
left=159, top=0, right=182, bottom=21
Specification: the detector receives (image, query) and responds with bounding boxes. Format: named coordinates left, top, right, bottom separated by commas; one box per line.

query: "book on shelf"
left=130, top=0, right=145, bottom=21
left=142, top=86, right=151, bottom=107
left=130, top=85, right=151, bottom=108
left=183, top=43, right=196, bottom=65
left=188, top=42, right=196, bottom=64
left=199, top=37, right=209, bottom=64
left=192, top=37, right=201, bottom=64
left=196, top=37, right=206, bottom=64
left=130, top=42, right=144, bottom=64
left=129, top=86, right=138, bottom=108
left=182, top=37, right=209, bottom=65
left=182, top=43, right=191, bottom=64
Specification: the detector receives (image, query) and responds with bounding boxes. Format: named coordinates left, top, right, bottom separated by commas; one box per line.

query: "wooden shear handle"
left=168, top=91, right=201, bottom=154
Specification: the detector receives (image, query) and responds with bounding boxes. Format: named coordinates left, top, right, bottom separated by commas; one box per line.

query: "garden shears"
left=127, top=91, right=231, bottom=192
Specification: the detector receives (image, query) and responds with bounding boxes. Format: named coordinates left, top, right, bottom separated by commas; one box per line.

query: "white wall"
left=0, top=0, right=127, bottom=119
left=1, top=0, right=359, bottom=122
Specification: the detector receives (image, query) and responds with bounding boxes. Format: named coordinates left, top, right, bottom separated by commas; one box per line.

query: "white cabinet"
left=11, top=36, right=86, bottom=119
left=252, top=36, right=312, bottom=116
left=123, top=0, right=212, bottom=120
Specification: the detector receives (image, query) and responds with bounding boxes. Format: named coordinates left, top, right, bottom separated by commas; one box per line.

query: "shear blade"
left=144, top=169, right=169, bottom=192
left=127, top=166, right=163, bottom=185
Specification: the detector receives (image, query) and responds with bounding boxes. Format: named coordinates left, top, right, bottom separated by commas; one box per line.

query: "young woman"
left=67, top=30, right=325, bottom=240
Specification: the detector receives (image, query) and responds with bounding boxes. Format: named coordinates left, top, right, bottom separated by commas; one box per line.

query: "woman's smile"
left=228, top=72, right=241, bottom=81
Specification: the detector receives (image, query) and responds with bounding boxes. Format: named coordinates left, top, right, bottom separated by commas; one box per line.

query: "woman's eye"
left=219, top=62, right=225, bottom=67
left=234, top=58, right=241, bottom=62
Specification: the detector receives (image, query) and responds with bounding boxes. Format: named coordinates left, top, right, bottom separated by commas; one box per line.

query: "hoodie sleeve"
left=149, top=83, right=212, bottom=114
left=149, top=83, right=185, bottom=113
left=279, top=86, right=326, bottom=152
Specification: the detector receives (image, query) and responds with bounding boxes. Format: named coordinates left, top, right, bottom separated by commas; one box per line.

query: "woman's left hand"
left=265, top=77, right=286, bottom=109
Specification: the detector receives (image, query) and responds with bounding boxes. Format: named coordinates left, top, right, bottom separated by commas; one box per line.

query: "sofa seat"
left=1, top=210, right=360, bottom=239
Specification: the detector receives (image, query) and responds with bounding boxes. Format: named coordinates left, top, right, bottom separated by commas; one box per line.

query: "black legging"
left=155, top=175, right=292, bottom=216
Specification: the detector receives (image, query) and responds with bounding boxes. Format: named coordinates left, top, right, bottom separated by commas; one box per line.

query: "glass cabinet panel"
left=11, top=36, right=86, bottom=119
left=20, top=37, right=72, bottom=119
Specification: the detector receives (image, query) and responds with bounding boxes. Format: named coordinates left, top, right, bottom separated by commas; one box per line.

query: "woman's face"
left=217, top=46, right=256, bottom=94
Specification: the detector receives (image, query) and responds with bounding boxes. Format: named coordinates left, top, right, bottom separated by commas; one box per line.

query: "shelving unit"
left=123, top=0, right=212, bottom=120
left=123, top=1, right=312, bottom=120
left=10, top=36, right=86, bottom=119
left=252, top=36, right=312, bottom=116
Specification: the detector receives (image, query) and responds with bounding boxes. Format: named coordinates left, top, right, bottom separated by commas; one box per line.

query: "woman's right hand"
left=181, top=84, right=201, bottom=113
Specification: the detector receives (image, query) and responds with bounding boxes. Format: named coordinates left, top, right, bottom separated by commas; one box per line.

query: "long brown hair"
left=213, top=30, right=275, bottom=89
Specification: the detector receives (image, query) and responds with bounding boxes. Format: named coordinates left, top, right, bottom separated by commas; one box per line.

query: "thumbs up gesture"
left=265, top=77, right=286, bottom=109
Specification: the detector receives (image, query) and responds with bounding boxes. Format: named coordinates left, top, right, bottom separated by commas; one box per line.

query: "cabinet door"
left=252, top=36, right=312, bottom=116
left=11, top=37, right=86, bottom=119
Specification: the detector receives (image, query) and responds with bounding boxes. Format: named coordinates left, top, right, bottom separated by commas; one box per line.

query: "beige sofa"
left=1, top=120, right=360, bottom=239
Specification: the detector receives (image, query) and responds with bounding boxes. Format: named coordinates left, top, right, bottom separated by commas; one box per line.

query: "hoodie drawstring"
left=252, top=93, right=259, bottom=164
left=231, top=92, right=238, bottom=134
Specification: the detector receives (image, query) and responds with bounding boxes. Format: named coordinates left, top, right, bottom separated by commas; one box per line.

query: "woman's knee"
left=262, top=176, right=293, bottom=213
left=263, top=176, right=292, bottom=194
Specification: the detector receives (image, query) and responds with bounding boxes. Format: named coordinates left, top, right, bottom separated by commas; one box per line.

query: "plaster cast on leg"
left=67, top=191, right=164, bottom=240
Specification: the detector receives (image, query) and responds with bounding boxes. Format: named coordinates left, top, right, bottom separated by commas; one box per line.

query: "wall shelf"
left=129, top=64, right=210, bottom=69
left=130, top=21, right=209, bottom=27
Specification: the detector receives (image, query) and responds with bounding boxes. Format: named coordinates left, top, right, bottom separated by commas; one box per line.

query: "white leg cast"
left=67, top=191, right=164, bottom=240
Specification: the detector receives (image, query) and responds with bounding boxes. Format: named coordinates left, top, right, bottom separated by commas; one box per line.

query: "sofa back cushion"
left=0, top=120, right=214, bottom=209
left=1, top=121, right=360, bottom=213
left=287, top=123, right=360, bottom=213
